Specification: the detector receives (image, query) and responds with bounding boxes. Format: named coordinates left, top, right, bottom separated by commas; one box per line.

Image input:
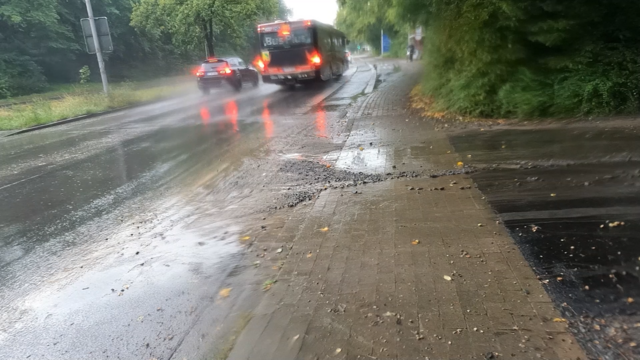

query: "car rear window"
left=202, top=62, right=227, bottom=70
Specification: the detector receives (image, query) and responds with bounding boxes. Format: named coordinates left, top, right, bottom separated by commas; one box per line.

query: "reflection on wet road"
left=451, top=124, right=640, bottom=358
left=0, top=66, right=366, bottom=359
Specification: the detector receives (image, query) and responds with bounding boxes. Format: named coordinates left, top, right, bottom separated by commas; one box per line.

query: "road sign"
left=81, top=17, right=113, bottom=54
left=415, top=26, right=423, bottom=41
left=382, top=34, right=391, bottom=54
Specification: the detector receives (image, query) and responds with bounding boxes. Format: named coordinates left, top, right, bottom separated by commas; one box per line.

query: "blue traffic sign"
left=382, top=34, right=391, bottom=53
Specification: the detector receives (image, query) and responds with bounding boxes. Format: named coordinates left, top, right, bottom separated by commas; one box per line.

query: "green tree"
left=336, top=0, right=404, bottom=55
left=0, top=0, right=76, bottom=96
left=131, top=0, right=282, bottom=59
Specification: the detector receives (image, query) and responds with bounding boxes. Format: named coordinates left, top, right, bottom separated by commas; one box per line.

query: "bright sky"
left=284, top=0, right=338, bottom=25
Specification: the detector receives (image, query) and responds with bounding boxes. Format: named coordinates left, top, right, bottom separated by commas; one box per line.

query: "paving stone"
left=225, top=61, right=587, bottom=360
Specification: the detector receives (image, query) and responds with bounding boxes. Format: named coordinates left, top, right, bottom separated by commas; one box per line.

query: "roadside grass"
left=0, top=83, right=102, bottom=107
left=0, top=80, right=193, bottom=131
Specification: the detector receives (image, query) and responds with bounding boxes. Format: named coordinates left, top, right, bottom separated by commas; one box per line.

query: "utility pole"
left=84, top=0, right=109, bottom=94
left=381, top=29, right=384, bottom=58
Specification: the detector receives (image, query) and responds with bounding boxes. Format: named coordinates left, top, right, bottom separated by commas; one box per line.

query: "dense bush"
left=394, top=0, right=640, bottom=117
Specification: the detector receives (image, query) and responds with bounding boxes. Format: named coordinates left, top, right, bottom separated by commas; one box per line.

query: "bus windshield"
left=261, top=28, right=313, bottom=49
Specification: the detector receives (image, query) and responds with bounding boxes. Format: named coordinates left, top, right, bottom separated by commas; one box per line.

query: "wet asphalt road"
left=0, top=64, right=371, bottom=359
left=450, top=123, right=640, bottom=359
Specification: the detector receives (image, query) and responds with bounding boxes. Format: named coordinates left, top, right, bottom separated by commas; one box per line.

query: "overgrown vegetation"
left=336, top=0, right=407, bottom=58
left=339, top=0, right=640, bottom=118
left=0, top=0, right=289, bottom=99
left=0, top=80, right=192, bottom=131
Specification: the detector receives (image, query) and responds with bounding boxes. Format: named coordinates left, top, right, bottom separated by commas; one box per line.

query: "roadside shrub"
left=0, top=58, right=48, bottom=99
left=79, top=66, right=91, bottom=84
left=401, top=0, right=640, bottom=118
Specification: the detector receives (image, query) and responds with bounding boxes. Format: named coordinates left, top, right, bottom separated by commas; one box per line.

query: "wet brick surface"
left=227, top=62, right=587, bottom=360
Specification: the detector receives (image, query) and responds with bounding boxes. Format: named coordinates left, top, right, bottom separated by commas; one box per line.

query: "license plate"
left=207, top=72, right=217, bottom=76
left=283, top=67, right=295, bottom=73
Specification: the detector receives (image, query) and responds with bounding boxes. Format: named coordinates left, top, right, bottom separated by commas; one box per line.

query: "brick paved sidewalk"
left=226, top=62, right=586, bottom=360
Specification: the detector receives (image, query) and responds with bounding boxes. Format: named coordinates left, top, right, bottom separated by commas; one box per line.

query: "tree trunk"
left=205, top=19, right=215, bottom=57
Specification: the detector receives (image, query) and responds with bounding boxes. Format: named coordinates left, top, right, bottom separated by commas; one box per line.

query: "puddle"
left=0, top=216, right=242, bottom=359
left=335, top=147, right=389, bottom=174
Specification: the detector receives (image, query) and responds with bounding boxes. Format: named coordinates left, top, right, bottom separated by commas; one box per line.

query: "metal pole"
left=381, top=29, right=383, bottom=57
left=84, top=0, right=109, bottom=94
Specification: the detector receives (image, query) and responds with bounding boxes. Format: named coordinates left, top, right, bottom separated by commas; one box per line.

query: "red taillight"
left=253, top=56, right=266, bottom=72
left=309, top=53, right=322, bottom=66
left=278, top=24, right=291, bottom=36
left=196, top=66, right=205, bottom=77
left=218, top=67, right=232, bottom=75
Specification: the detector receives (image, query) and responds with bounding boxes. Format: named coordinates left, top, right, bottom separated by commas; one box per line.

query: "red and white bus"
left=255, top=20, right=349, bottom=87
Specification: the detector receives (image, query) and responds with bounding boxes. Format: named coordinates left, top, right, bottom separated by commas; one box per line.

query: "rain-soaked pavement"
left=450, top=122, right=640, bottom=359
left=6, top=57, right=640, bottom=360
left=0, top=62, right=377, bottom=359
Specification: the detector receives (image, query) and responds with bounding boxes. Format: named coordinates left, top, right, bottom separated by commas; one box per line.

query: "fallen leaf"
left=276, top=248, right=283, bottom=254
left=411, top=240, right=420, bottom=245
left=320, top=227, right=329, bottom=232
left=359, top=147, right=364, bottom=151
left=628, top=297, right=635, bottom=304
left=557, top=277, right=563, bottom=281
left=552, top=318, right=567, bottom=323
left=137, top=316, right=144, bottom=322
left=306, top=253, right=313, bottom=258
left=383, top=312, right=396, bottom=317
left=443, top=275, right=452, bottom=281
left=477, top=223, right=484, bottom=227
left=241, top=236, right=251, bottom=241
left=456, top=161, right=464, bottom=167
left=631, top=342, right=637, bottom=347
left=293, top=334, right=300, bottom=341
left=272, top=266, right=280, bottom=270
left=219, top=288, right=231, bottom=298
left=335, top=348, right=342, bottom=355
left=550, top=194, right=557, bottom=197
left=263, top=280, right=276, bottom=291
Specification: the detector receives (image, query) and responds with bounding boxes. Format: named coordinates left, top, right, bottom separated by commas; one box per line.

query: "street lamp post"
left=84, top=0, right=109, bottom=94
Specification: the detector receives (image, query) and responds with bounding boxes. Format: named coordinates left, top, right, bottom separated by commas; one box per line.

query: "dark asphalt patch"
left=450, top=127, right=640, bottom=360
left=271, top=159, right=476, bottom=209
